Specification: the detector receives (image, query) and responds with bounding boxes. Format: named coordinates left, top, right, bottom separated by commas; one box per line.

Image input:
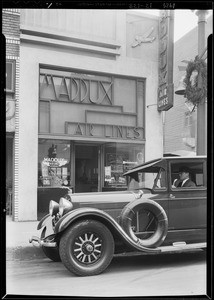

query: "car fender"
left=37, top=214, right=51, bottom=230
left=54, top=207, right=161, bottom=254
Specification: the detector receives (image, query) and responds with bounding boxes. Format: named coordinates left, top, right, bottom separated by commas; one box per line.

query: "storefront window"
left=103, top=143, right=144, bottom=190
left=38, top=139, right=71, bottom=187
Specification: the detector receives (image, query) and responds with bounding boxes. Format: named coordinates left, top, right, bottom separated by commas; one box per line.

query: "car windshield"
left=127, top=167, right=166, bottom=191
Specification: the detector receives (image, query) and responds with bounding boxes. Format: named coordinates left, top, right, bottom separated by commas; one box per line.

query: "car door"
left=126, top=161, right=169, bottom=239
left=167, top=159, right=206, bottom=242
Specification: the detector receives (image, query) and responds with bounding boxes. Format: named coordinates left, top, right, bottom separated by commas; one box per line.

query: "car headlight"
left=49, top=200, right=59, bottom=216
left=59, top=197, right=73, bottom=217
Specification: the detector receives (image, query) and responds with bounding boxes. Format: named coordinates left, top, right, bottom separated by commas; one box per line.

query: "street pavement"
left=5, top=216, right=46, bottom=260
left=4, top=216, right=207, bottom=297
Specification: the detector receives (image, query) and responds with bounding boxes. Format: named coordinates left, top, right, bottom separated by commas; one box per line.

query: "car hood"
left=69, top=190, right=155, bottom=210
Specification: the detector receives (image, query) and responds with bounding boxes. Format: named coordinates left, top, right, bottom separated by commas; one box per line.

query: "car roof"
left=123, top=155, right=206, bottom=176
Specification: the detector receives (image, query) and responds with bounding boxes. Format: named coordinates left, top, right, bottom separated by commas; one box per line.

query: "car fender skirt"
left=119, top=199, right=168, bottom=248
left=54, top=207, right=161, bottom=254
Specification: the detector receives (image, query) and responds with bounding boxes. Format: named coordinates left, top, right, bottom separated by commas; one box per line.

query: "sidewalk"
left=6, top=216, right=46, bottom=260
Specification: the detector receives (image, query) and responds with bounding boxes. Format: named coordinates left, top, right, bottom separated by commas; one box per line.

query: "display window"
left=38, top=140, right=144, bottom=191
left=103, top=143, right=144, bottom=189
left=38, top=139, right=71, bottom=187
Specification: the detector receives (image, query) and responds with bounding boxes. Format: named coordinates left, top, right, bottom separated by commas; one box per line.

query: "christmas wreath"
left=184, top=55, right=207, bottom=106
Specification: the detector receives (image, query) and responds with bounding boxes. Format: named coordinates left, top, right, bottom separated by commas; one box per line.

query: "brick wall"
left=3, top=9, right=20, bottom=221
left=2, top=9, right=20, bottom=58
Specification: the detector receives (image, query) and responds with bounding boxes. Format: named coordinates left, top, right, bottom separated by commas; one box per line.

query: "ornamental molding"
left=21, top=33, right=120, bottom=57
left=131, top=27, right=156, bottom=47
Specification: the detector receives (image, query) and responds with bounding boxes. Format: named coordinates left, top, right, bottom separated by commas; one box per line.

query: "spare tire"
left=119, top=199, right=168, bottom=248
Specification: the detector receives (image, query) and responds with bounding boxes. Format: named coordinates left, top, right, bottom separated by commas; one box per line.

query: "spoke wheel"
left=59, top=219, right=114, bottom=276
left=73, top=232, right=102, bottom=265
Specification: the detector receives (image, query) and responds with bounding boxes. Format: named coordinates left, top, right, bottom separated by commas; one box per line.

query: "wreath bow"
left=184, top=55, right=207, bottom=106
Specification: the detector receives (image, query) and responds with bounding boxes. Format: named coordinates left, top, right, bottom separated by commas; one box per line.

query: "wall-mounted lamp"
left=175, top=75, right=186, bottom=96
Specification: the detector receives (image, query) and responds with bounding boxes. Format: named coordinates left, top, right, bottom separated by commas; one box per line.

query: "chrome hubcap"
left=73, top=232, right=102, bottom=264
left=86, top=244, right=93, bottom=252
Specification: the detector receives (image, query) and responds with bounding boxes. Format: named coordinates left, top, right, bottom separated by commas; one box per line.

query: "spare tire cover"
left=119, top=198, right=168, bottom=248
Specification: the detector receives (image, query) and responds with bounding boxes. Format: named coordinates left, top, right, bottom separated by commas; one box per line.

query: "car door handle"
left=169, top=194, right=175, bottom=199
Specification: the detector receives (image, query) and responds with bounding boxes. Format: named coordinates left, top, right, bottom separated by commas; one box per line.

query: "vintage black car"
left=30, top=156, right=207, bottom=276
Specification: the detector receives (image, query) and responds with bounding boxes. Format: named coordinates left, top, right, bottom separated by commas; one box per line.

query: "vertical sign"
left=157, top=10, right=174, bottom=111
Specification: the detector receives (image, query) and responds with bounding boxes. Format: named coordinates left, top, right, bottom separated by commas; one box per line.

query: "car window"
left=128, top=167, right=166, bottom=190
left=170, top=161, right=205, bottom=189
left=153, top=168, right=167, bottom=189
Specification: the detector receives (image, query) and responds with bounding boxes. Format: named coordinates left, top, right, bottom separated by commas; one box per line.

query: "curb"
left=6, top=245, right=46, bottom=261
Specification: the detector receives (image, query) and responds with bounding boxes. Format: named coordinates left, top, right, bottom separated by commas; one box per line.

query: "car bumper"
left=29, top=235, right=57, bottom=248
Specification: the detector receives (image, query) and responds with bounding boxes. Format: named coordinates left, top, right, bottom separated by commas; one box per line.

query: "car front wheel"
left=59, top=219, right=115, bottom=276
left=40, top=228, right=61, bottom=262
left=42, top=245, right=61, bottom=262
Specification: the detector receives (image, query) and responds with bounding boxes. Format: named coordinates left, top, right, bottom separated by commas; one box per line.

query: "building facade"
left=3, top=9, right=21, bottom=217
left=164, top=15, right=212, bottom=156
left=8, top=9, right=165, bottom=221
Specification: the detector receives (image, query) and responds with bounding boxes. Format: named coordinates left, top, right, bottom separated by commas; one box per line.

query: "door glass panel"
left=75, top=145, right=98, bottom=193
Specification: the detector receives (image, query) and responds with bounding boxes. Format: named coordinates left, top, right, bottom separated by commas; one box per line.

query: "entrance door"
left=75, top=144, right=99, bottom=193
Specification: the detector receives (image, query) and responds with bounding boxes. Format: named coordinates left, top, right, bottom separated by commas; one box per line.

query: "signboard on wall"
left=39, top=68, right=145, bottom=140
left=157, top=10, right=174, bottom=111
left=65, top=122, right=144, bottom=140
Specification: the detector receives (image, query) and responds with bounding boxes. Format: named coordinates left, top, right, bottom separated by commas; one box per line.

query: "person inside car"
left=172, top=166, right=196, bottom=188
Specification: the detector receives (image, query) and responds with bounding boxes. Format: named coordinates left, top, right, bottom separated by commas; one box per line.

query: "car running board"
left=158, top=242, right=206, bottom=253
